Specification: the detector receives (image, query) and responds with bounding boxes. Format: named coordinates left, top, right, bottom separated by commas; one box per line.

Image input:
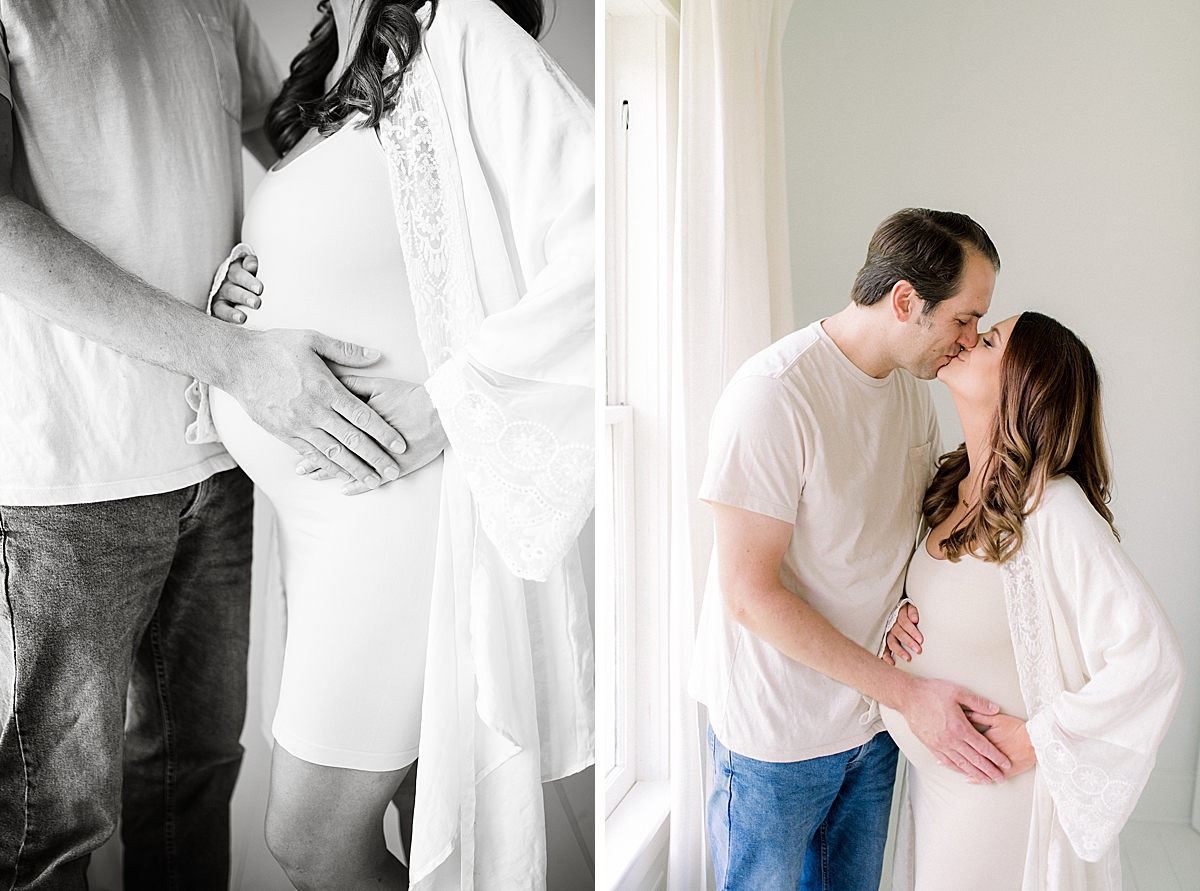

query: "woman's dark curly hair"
left=265, top=0, right=546, bottom=157
left=924, top=311, right=1116, bottom=563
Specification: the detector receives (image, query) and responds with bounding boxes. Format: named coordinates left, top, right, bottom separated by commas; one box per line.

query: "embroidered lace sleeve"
left=425, top=355, right=593, bottom=582
left=378, top=7, right=594, bottom=582
left=1004, top=478, right=1184, bottom=861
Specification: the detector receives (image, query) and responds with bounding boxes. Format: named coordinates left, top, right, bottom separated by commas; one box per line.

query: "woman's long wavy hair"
left=265, top=0, right=546, bottom=157
left=924, top=311, right=1116, bottom=563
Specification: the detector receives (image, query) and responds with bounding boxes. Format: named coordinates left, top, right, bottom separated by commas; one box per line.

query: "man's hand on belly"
left=894, top=676, right=1012, bottom=784
left=294, top=376, right=448, bottom=494
left=221, top=327, right=409, bottom=489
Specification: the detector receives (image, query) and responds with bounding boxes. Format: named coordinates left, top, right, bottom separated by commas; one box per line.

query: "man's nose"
left=959, top=326, right=980, bottom=349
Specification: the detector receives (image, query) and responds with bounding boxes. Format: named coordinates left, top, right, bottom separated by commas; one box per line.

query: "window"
left=601, top=3, right=679, bottom=889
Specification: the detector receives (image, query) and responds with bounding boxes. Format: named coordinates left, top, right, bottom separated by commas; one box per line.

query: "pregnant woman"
left=189, top=1, right=594, bottom=888
left=879, top=312, right=1183, bottom=890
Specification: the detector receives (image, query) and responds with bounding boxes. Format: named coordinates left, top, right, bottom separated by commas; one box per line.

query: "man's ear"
left=889, top=280, right=921, bottom=323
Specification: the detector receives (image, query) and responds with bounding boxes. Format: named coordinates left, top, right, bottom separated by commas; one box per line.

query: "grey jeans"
left=0, top=468, right=254, bottom=891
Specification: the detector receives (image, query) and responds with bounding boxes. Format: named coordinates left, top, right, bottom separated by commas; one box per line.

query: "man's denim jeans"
left=708, top=726, right=898, bottom=891
left=0, top=468, right=254, bottom=891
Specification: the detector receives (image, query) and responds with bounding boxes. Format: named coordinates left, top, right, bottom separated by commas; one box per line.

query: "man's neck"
left=820, top=303, right=899, bottom=379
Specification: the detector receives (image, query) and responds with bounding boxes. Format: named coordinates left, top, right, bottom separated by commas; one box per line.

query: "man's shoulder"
left=733, top=323, right=824, bottom=384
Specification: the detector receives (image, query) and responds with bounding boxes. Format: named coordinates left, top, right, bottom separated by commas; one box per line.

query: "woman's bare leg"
left=265, top=743, right=411, bottom=891
left=392, top=759, right=418, bottom=863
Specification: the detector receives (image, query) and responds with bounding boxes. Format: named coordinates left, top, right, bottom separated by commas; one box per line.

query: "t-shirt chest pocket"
left=198, top=14, right=241, bottom=121
left=906, top=441, right=933, bottom=514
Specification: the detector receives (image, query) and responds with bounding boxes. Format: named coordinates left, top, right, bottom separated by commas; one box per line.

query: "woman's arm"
left=399, top=1, right=595, bottom=581
left=1020, top=478, right=1185, bottom=860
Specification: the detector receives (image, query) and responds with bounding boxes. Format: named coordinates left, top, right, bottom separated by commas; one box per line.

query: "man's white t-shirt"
left=0, top=0, right=280, bottom=505
left=689, top=320, right=940, bottom=763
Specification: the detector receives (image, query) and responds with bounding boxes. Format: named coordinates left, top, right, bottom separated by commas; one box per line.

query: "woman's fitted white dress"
left=210, top=118, right=442, bottom=771
left=880, top=537, right=1034, bottom=891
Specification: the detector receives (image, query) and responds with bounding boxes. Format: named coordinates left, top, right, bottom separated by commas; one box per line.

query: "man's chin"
left=910, top=360, right=945, bottom=381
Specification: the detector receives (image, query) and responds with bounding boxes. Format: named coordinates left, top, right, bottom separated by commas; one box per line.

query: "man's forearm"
left=727, top=580, right=916, bottom=712
left=0, top=194, right=245, bottom=387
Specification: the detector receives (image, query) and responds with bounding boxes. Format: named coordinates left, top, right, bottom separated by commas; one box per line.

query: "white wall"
left=781, top=0, right=1200, bottom=821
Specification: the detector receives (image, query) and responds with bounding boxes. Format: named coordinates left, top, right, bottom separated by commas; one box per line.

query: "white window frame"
left=600, top=2, right=680, bottom=889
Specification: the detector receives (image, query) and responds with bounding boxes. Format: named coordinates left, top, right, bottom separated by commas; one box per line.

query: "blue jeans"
left=708, top=726, right=898, bottom=891
left=0, top=468, right=254, bottom=891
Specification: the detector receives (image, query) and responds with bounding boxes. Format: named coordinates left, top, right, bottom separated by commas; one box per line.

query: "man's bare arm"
left=712, top=502, right=1012, bottom=782
left=0, top=98, right=405, bottom=487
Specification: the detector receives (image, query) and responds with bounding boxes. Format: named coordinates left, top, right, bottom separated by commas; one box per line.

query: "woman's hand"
left=211, top=254, right=263, bottom=324
left=965, top=711, right=1037, bottom=780
left=295, top=376, right=448, bottom=494
left=882, top=602, right=923, bottom=665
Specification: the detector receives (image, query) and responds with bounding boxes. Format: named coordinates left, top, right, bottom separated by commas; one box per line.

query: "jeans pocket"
left=198, top=14, right=242, bottom=121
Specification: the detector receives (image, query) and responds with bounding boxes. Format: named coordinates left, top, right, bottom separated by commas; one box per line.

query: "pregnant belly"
left=209, top=387, right=308, bottom=501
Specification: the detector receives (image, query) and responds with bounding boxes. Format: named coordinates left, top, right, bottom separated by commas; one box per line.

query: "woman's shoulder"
left=429, top=0, right=536, bottom=47
left=1028, top=474, right=1116, bottom=543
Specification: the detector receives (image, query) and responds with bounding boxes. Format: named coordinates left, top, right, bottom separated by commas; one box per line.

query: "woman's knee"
left=264, top=807, right=334, bottom=889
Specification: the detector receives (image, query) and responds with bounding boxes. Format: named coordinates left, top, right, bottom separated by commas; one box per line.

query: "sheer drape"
left=667, top=1, right=795, bottom=888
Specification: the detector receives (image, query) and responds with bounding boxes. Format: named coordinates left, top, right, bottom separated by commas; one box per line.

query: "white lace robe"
left=187, top=2, right=594, bottom=888
left=382, top=3, right=594, bottom=889
left=890, top=476, right=1184, bottom=891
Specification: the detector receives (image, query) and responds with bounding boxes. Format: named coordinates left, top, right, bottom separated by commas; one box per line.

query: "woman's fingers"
left=211, top=299, right=247, bottom=324
left=210, top=260, right=263, bottom=325
left=224, top=259, right=264, bottom=298
left=886, top=628, right=916, bottom=661
left=896, top=603, right=922, bottom=648
left=294, top=452, right=350, bottom=482
left=301, top=428, right=381, bottom=488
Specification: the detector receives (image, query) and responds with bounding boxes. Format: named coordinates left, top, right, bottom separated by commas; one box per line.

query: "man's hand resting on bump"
left=294, top=376, right=448, bottom=494
left=209, top=250, right=410, bottom=489
left=878, top=600, right=1013, bottom=782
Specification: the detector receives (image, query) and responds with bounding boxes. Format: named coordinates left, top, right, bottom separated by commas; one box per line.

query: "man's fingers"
left=963, top=725, right=1011, bottom=774
left=957, top=690, right=1000, bottom=716
left=241, top=252, right=259, bottom=275
left=311, top=333, right=383, bottom=369
left=322, top=412, right=399, bottom=483
left=337, top=374, right=383, bottom=400
left=936, top=754, right=984, bottom=782
left=882, top=650, right=896, bottom=666
left=331, top=391, right=407, bottom=455
left=965, top=710, right=1000, bottom=730
left=305, top=428, right=381, bottom=488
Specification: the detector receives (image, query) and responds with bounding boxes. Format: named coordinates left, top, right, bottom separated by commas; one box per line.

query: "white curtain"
left=667, top=0, right=796, bottom=889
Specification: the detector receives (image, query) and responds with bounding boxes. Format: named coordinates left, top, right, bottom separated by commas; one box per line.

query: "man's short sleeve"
left=698, top=375, right=805, bottom=525
left=229, top=1, right=282, bottom=133
left=0, top=21, right=11, bottom=106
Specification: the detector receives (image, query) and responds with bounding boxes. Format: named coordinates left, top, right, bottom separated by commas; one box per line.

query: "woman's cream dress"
left=881, top=537, right=1034, bottom=891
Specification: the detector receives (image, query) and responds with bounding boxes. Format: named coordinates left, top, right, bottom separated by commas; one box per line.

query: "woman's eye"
left=982, top=336, right=992, bottom=347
